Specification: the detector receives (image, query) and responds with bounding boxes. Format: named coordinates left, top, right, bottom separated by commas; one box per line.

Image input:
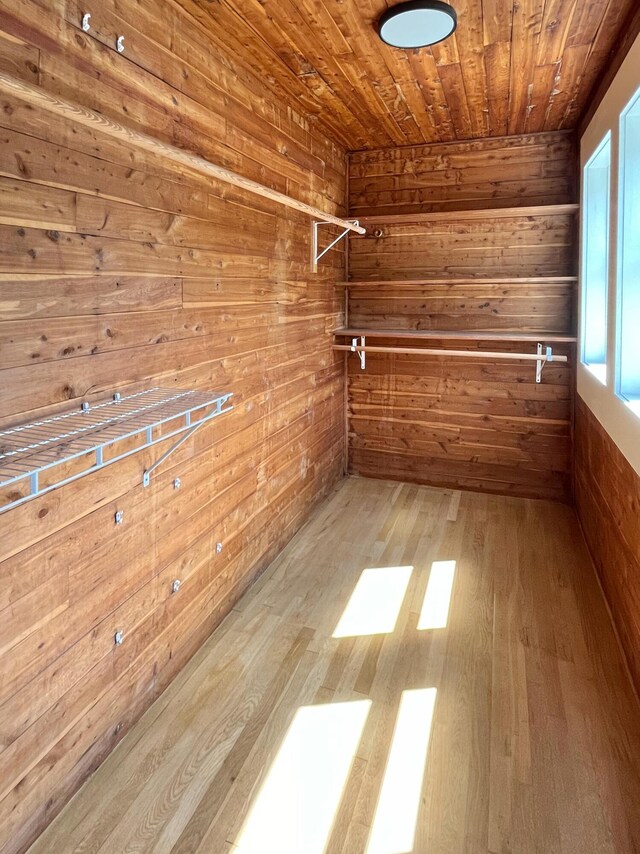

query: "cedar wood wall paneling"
left=345, top=131, right=578, bottom=501
left=349, top=210, right=577, bottom=280
left=0, top=2, right=347, bottom=851
left=575, top=396, right=640, bottom=696
left=349, top=131, right=576, bottom=216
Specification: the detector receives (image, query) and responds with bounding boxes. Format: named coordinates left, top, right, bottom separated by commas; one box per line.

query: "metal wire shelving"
left=0, top=387, right=233, bottom=513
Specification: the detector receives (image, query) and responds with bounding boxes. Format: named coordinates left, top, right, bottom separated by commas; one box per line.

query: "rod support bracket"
left=351, top=336, right=366, bottom=370
left=536, top=343, right=553, bottom=383
left=312, top=220, right=360, bottom=273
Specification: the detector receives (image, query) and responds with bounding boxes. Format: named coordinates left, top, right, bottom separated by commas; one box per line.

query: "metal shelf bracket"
left=141, top=395, right=230, bottom=486
left=536, top=343, right=553, bottom=383
left=352, top=335, right=366, bottom=370
left=0, top=388, right=233, bottom=513
left=312, top=220, right=360, bottom=272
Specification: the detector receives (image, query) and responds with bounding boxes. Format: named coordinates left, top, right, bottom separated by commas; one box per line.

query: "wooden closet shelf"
left=335, top=276, right=578, bottom=287
left=354, top=203, right=580, bottom=225
left=333, top=328, right=577, bottom=343
left=0, top=71, right=365, bottom=238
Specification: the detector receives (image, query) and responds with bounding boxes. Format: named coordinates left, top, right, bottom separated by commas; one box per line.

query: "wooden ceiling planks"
left=579, top=1, right=640, bottom=133
left=184, top=0, right=637, bottom=149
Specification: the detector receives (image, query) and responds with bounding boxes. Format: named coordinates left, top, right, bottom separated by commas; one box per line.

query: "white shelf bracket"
left=536, top=343, right=553, bottom=383
left=142, top=396, right=232, bottom=487
left=142, top=420, right=202, bottom=487
left=312, top=220, right=360, bottom=272
left=0, top=388, right=233, bottom=513
left=352, top=336, right=366, bottom=370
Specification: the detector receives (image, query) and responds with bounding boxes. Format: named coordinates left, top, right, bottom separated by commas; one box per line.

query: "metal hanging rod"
left=334, top=337, right=567, bottom=383
left=0, top=71, right=366, bottom=242
left=0, top=388, right=233, bottom=513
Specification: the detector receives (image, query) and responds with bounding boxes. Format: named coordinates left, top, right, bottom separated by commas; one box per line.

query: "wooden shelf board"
left=335, top=277, right=578, bottom=287
left=333, top=328, right=577, bottom=343
left=353, top=203, right=580, bottom=225
left=0, top=71, right=365, bottom=236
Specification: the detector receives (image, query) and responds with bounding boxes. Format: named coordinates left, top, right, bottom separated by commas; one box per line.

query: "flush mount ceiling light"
left=378, top=0, right=457, bottom=49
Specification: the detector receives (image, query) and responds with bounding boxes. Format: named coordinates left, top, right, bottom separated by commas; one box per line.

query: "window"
left=617, top=87, right=640, bottom=413
left=581, top=134, right=611, bottom=384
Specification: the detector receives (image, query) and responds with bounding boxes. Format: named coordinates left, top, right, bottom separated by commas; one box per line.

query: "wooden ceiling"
left=181, top=0, right=637, bottom=150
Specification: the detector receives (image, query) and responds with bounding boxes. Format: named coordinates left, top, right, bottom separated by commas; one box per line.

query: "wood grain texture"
left=578, top=1, right=640, bottom=136
left=343, top=280, right=576, bottom=333
left=346, top=350, right=573, bottom=501
left=345, top=134, right=577, bottom=499
left=349, top=131, right=577, bottom=216
left=335, top=328, right=577, bottom=342
left=175, top=0, right=637, bottom=150
left=0, top=1, right=348, bottom=851
left=574, top=396, right=640, bottom=698
left=349, top=210, right=577, bottom=281
left=0, top=71, right=363, bottom=234
left=27, top=477, right=640, bottom=853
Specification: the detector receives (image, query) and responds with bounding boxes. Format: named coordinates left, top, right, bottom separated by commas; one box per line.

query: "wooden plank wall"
left=345, top=132, right=578, bottom=501
left=349, top=209, right=578, bottom=280
left=349, top=131, right=576, bottom=216
left=0, top=2, right=347, bottom=852
left=574, top=397, right=640, bottom=696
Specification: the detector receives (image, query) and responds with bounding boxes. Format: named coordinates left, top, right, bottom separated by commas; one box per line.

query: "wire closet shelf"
left=0, top=387, right=233, bottom=514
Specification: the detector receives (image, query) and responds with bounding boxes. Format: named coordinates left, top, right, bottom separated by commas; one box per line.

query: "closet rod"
left=0, top=71, right=365, bottom=236
left=333, top=344, right=569, bottom=363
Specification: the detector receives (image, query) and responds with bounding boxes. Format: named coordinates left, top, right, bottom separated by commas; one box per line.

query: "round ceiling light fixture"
left=378, top=0, right=457, bottom=49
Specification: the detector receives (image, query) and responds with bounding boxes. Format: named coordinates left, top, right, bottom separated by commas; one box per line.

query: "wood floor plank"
left=28, top=476, right=640, bottom=854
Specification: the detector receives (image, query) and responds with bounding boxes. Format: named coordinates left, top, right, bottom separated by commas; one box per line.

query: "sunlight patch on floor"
left=234, top=700, right=371, bottom=854
left=418, top=560, right=456, bottom=630
left=333, top=566, right=413, bottom=637
left=366, top=688, right=437, bottom=854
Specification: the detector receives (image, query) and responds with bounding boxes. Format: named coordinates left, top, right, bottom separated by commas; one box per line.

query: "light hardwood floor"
left=29, top=477, right=640, bottom=853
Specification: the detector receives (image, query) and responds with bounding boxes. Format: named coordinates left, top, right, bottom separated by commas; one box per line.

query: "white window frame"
left=615, top=85, right=640, bottom=412
left=579, top=30, right=640, bottom=477
left=580, top=132, right=611, bottom=384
